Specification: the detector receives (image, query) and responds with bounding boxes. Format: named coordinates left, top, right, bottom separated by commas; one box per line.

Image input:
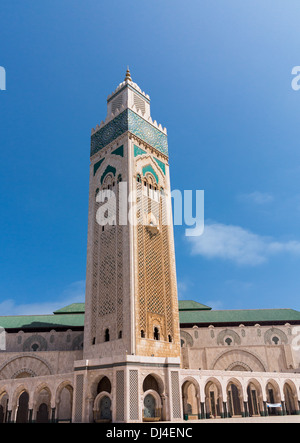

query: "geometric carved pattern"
left=71, top=333, right=84, bottom=350
left=129, top=370, right=139, bottom=420
left=136, top=175, right=174, bottom=341
left=180, top=331, right=194, bottom=348
left=22, top=335, right=48, bottom=352
left=116, top=371, right=125, bottom=422
left=74, top=374, right=84, bottom=423
left=216, top=329, right=241, bottom=346
left=91, top=109, right=168, bottom=157
left=212, top=349, right=267, bottom=372
left=264, top=328, right=288, bottom=345
left=90, top=175, right=124, bottom=343
left=171, top=371, right=181, bottom=419
left=0, top=355, right=52, bottom=380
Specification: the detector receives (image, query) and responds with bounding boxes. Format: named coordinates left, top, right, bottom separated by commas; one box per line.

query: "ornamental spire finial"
left=125, top=66, right=132, bottom=82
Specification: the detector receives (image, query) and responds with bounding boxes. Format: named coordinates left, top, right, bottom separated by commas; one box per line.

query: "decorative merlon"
left=91, top=102, right=167, bottom=136
left=107, top=79, right=150, bottom=102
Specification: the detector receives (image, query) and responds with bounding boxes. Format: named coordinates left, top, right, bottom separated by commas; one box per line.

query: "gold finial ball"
left=125, top=67, right=132, bottom=81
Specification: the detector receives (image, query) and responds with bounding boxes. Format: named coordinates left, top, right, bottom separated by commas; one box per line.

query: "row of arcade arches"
left=1, top=373, right=299, bottom=422
left=181, top=377, right=300, bottom=419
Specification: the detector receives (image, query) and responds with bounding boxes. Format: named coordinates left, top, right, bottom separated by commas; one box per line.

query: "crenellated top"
left=91, top=102, right=167, bottom=136
left=107, top=68, right=150, bottom=102
left=91, top=69, right=167, bottom=137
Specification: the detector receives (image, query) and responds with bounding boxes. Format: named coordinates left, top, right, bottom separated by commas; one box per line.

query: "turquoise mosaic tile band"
left=91, top=109, right=168, bottom=157
left=142, top=164, right=159, bottom=183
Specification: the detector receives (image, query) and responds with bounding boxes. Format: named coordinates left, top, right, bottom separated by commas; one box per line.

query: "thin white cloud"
left=237, top=191, right=274, bottom=205
left=0, top=280, right=85, bottom=316
left=187, top=222, right=300, bottom=266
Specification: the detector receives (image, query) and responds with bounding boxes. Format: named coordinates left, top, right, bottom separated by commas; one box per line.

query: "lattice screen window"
left=133, top=93, right=146, bottom=114
left=111, top=93, right=123, bottom=114
left=129, top=370, right=139, bottom=420
left=90, top=177, right=123, bottom=343
left=116, top=371, right=125, bottom=421
left=171, top=371, right=181, bottom=419
left=136, top=174, right=174, bottom=340
left=74, top=374, right=84, bottom=422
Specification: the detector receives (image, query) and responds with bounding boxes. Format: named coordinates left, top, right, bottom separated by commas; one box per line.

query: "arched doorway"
left=93, top=376, right=112, bottom=423
left=56, top=384, right=73, bottom=423
left=181, top=379, right=199, bottom=420
left=143, top=391, right=162, bottom=422
left=16, top=391, right=29, bottom=423
left=284, top=382, right=298, bottom=415
left=227, top=382, right=243, bottom=417
left=36, top=403, right=49, bottom=423
left=266, top=381, right=281, bottom=416
left=247, top=382, right=262, bottom=416
left=0, top=392, right=8, bottom=423
left=97, top=376, right=111, bottom=395
left=204, top=379, right=223, bottom=418
left=35, top=387, right=51, bottom=423
left=142, top=374, right=164, bottom=422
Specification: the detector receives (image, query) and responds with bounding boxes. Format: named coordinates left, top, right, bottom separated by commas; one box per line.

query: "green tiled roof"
left=179, top=308, right=300, bottom=325
left=179, top=300, right=212, bottom=311
left=53, top=303, right=85, bottom=315
left=0, top=301, right=299, bottom=331
left=0, top=313, right=85, bottom=330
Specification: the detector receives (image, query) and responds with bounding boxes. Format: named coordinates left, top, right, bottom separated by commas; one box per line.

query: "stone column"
left=281, top=401, right=286, bottom=416
left=200, top=402, right=205, bottom=419
left=51, top=407, right=56, bottom=423
left=222, top=402, right=228, bottom=418
left=28, top=409, right=33, bottom=423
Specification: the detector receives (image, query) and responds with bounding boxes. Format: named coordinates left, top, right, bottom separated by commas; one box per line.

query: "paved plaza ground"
left=179, top=415, right=300, bottom=423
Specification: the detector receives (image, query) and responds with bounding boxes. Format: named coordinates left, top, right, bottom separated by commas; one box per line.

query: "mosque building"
left=0, top=70, right=299, bottom=423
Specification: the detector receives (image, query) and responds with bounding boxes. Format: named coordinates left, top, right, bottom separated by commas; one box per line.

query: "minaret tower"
left=75, top=70, right=182, bottom=423
left=83, top=69, right=180, bottom=360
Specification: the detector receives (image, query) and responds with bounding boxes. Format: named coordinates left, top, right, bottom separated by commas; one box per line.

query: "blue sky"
left=1, top=0, right=300, bottom=315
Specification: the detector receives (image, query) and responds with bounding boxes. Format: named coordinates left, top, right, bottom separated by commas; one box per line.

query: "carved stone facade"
left=0, top=71, right=299, bottom=423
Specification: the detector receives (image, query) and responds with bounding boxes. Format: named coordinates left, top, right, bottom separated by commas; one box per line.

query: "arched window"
left=168, top=335, right=172, bottom=343
left=154, top=327, right=160, bottom=341
left=16, top=392, right=29, bottom=423
left=104, top=329, right=110, bottom=342
left=141, top=330, right=145, bottom=338
left=97, top=376, right=112, bottom=394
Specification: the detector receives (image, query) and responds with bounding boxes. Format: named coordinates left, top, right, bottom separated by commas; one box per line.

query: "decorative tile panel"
left=128, top=110, right=168, bottom=157
left=91, top=110, right=168, bottom=157
left=142, top=164, right=159, bottom=183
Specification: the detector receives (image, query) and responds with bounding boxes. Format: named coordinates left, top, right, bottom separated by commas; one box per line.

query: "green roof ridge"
left=178, top=300, right=212, bottom=311
left=53, top=303, right=85, bottom=315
